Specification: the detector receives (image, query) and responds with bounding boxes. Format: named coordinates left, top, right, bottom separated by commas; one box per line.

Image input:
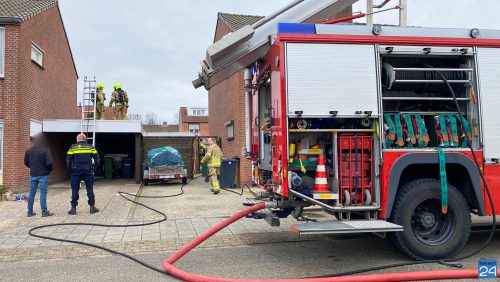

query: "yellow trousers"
left=112, top=105, right=128, bottom=120
left=96, top=104, right=105, bottom=120
left=209, top=167, right=220, bottom=192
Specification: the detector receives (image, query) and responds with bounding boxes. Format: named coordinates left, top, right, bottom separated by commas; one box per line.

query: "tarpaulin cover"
left=146, top=146, right=184, bottom=168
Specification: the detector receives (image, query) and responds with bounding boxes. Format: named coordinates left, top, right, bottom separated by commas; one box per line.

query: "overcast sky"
left=58, top=0, right=500, bottom=124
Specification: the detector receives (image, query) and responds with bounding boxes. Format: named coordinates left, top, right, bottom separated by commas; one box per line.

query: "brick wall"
left=0, top=6, right=78, bottom=191
left=208, top=19, right=253, bottom=186
left=0, top=24, right=22, bottom=189
left=143, top=137, right=195, bottom=179
left=199, top=123, right=209, bottom=136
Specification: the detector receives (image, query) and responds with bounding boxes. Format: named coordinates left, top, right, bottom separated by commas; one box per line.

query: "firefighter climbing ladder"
left=81, top=77, right=97, bottom=146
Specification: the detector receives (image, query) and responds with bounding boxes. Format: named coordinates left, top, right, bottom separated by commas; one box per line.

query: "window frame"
left=225, top=120, right=234, bottom=141
left=188, top=123, right=200, bottom=135
left=190, top=109, right=207, bottom=116
left=0, top=27, right=4, bottom=78
left=31, top=42, right=44, bottom=67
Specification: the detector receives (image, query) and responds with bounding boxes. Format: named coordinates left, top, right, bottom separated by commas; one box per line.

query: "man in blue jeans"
left=24, top=134, right=54, bottom=217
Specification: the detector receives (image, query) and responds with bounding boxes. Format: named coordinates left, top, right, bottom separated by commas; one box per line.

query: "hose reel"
left=382, top=63, right=471, bottom=92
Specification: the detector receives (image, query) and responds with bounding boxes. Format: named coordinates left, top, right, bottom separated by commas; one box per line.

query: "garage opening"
left=43, top=120, right=143, bottom=184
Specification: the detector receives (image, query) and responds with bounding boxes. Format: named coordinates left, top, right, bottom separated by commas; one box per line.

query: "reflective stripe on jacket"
left=66, top=142, right=100, bottom=171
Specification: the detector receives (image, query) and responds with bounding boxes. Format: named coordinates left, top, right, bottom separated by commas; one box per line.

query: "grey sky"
left=58, top=0, right=500, bottom=123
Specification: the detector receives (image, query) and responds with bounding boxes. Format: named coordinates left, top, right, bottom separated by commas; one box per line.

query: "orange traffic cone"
left=314, top=154, right=330, bottom=193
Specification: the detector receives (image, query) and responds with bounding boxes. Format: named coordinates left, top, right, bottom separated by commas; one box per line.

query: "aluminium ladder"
left=81, top=77, right=97, bottom=146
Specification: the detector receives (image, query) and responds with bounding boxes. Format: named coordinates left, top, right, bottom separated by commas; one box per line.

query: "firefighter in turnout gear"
left=201, top=138, right=223, bottom=194
left=109, top=83, right=129, bottom=120
left=66, top=134, right=100, bottom=215
left=96, top=83, right=106, bottom=120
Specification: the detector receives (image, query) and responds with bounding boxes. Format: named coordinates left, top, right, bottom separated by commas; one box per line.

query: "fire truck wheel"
left=389, top=178, right=471, bottom=260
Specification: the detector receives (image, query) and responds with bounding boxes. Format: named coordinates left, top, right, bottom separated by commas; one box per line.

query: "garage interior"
left=42, top=120, right=142, bottom=184
left=42, top=120, right=204, bottom=186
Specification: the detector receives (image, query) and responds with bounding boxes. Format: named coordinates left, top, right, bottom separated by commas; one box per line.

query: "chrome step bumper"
left=292, top=220, right=403, bottom=235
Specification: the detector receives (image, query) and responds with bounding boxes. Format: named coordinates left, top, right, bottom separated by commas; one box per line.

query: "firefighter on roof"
left=201, top=137, right=223, bottom=194
left=96, top=83, right=106, bottom=120
left=109, top=83, right=129, bottom=120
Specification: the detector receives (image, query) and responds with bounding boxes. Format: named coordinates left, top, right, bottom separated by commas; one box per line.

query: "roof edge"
left=55, top=5, right=78, bottom=79
left=217, top=12, right=234, bottom=31
left=0, top=16, right=22, bottom=24
left=18, top=0, right=58, bottom=22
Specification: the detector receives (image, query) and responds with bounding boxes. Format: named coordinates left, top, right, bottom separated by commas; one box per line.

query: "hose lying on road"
left=27, top=178, right=199, bottom=275
left=29, top=128, right=497, bottom=282
left=162, top=202, right=499, bottom=282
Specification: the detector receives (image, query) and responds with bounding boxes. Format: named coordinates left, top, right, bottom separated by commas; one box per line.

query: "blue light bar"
left=278, top=23, right=316, bottom=34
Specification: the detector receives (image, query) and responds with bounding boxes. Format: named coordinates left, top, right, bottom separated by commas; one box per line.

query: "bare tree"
left=172, top=112, right=179, bottom=124
left=143, top=112, right=161, bottom=125
left=128, top=113, right=142, bottom=121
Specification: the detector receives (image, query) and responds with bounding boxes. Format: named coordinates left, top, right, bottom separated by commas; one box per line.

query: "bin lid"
left=222, top=158, right=239, bottom=163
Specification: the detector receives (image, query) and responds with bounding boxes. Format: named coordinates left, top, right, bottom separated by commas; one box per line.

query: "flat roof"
left=43, top=120, right=143, bottom=134
left=143, top=132, right=196, bottom=137
left=42, top=119, right=197, bottom=137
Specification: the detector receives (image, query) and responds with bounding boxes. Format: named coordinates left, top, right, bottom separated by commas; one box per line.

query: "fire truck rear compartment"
left=276, top=45, right=479, bottom=234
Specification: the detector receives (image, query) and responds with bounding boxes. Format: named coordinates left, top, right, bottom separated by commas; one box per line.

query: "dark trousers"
left=70, top=171, right=95, bottom=207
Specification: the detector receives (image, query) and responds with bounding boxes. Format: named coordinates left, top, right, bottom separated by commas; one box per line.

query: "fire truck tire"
left=144, top=180, right=149, bottom=186
left=389, top=178, right=471, bottom=260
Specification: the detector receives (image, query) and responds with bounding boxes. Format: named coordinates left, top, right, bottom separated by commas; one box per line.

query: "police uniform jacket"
left=66, top=142, right=100, bottom=174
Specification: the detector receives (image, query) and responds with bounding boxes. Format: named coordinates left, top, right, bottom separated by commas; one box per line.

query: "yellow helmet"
left=114, top=83, right=121, bottom=90
left=97, top=83, right=104, bottom=90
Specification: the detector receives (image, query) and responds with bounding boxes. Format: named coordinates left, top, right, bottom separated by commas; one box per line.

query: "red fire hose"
left=163, top=203, right=495, bottom=281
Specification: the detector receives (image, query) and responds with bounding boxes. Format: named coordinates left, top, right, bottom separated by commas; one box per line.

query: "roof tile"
left=218, top=12, right=264, bottom=31
left=0, top=0, right=58, bottom=21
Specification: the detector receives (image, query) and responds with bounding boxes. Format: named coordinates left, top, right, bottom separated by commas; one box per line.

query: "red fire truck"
left=194, top=1, right=500, bottom=261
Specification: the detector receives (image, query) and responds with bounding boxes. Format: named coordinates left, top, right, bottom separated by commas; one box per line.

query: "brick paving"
left=0, top=178, right=322, bottom=262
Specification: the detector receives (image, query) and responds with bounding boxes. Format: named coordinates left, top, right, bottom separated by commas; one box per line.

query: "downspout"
left=244, top=68, right=253, bottom=157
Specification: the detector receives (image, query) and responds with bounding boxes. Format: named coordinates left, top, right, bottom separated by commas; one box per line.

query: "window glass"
left=191, top=109, right=207, bottom=116
left=227, top=123, right=234, bottom=140
left=189, top=124, right=200, bottom=135
left=31, top=44, right=43, bottom=66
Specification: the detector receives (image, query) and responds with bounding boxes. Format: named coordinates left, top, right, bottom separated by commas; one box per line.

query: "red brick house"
left=0, top=0, right=78, bottom=190
left=178, top=107, right=209, bottom=136
left=208, top=11, right=352, bottom=185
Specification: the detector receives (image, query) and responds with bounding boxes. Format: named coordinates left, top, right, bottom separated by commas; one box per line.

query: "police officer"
left=96, top=83, right=106, bottom=120
left=66, top=133, right=100, bottom=215
left=109, top=83, right=129, bottom=120
left=201, top=138, right=223, bottom=194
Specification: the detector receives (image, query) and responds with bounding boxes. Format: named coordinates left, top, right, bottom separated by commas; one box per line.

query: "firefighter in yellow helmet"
left=95, top=83, right=106, bottom=120
left=109, top=83, right=129, bottom=120
left=201, top=138, right=223, bottom=194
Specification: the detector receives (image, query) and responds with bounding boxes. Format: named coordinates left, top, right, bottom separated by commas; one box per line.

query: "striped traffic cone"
left=314, top=154, right=329, bottom=193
